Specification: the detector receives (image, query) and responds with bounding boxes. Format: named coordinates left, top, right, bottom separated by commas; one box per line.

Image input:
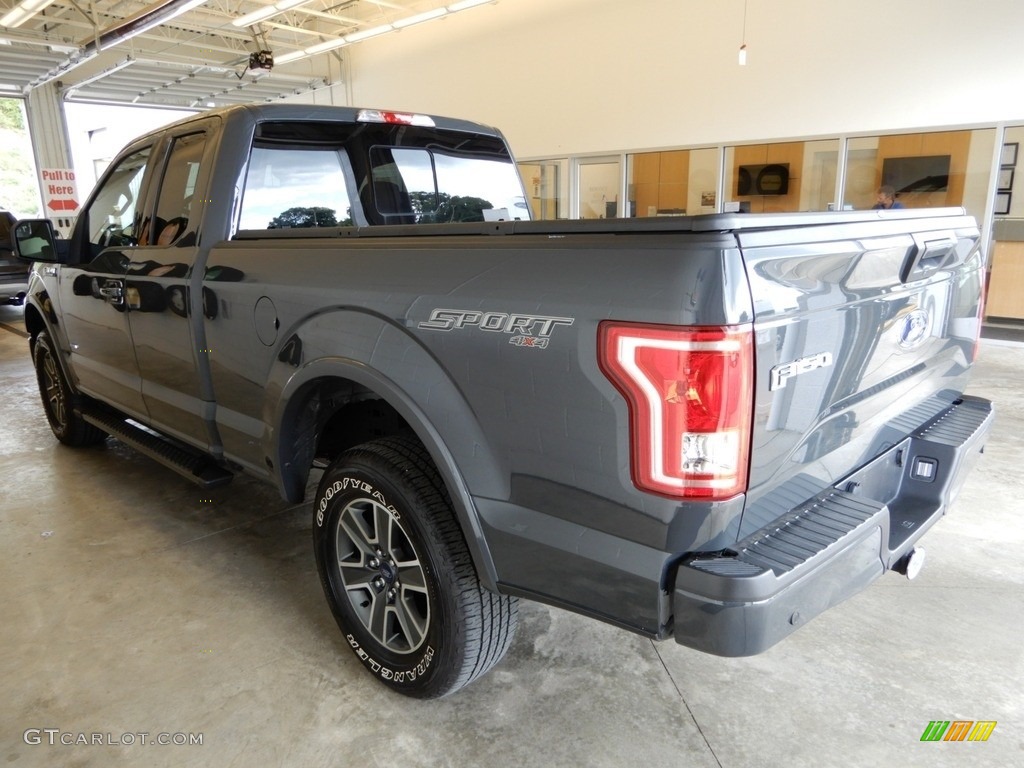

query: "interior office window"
left=239, top=146, right=353, bottom=230
left=577, top=157, right=621, bottom=219
left=798, top=140, right=841, bottom=212
left=843, top=129, right=996, bottom=218
left=627, top=147, right=720, bottom=217
left=518, top=159, right=568, bottom=220
left=82, top=146, right=151, bottom=259
left=996, top=125, right=1024, bottom=219
left=724, top=141, right=809, bottom=214
left=146, top=132, right=206, bottom=246
left=370, top=146, right=526, bottom=223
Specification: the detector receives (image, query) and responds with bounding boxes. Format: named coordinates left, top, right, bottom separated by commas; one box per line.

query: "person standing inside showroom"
left=874, top=185, right=904, bottom=209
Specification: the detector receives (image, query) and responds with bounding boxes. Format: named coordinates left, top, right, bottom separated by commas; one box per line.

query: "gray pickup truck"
left=14, top=104, right=993, bottom=698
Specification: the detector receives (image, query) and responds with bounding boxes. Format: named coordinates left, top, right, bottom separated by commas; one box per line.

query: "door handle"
left=98, top=282, right=124, bottom=305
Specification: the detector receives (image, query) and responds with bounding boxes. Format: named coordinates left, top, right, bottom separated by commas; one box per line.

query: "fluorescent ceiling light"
left=232, top=7, right=276, bottom=26
left=233, top=0, right=309, bottom=28
left=273, top=0, right=493, bottom=67
left=448, top=0, right=492, bottom=11
left=393, top=8, right=448, bottom=28
left=128, top=0, right=208, bottom=38
left=1, top=0, right=58, bottom=28
left=273, top=49, right=307, bottom=65
left=0, top=33, right=75, bottom=53
left=344, top=24, right=392, bottom=43
left=304, top=38, right=348, bottom=55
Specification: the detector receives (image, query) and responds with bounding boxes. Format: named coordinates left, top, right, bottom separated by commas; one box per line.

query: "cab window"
left=81, top=146, right=151, bottom=260
left=142, top=132, right=206, bottom=247
left=239, top=146, right=353, bottom=230
left=369, top=146, right=527, bottom=224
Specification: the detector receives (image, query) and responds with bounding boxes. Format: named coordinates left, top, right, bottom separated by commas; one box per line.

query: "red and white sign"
left=41, top=168, right=80, bottom=213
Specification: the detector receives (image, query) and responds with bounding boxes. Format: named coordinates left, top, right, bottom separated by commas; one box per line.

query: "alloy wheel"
left=334, top=497, right=430, bottom=654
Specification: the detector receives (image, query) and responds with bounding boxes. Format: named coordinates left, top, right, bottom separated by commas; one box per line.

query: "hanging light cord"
left=738, top=0, right=749, bottom=64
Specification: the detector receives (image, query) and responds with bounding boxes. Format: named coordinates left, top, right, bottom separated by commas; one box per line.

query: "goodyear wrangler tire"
left=312, top=436, right=518, bottom=698
left=33, top=331, right=107, bottom=447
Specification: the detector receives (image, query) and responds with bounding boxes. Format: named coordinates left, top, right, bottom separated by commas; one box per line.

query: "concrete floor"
left=1, top=301, right=1021, bottom=768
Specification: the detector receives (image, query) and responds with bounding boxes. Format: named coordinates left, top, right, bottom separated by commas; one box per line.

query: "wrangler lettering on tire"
left=312, top=436, right=518, bottom=698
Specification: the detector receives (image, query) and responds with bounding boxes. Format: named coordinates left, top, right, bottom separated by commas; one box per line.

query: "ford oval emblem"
left=898, top=309, right=931, bottom=349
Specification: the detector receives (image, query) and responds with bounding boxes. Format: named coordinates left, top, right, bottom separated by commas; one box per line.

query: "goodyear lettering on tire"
left=317, top=477, right=401, bottom=527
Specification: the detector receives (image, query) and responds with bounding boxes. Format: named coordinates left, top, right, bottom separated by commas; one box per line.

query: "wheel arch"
left=24, top=301, right=46, bottom=341
left=23, top=291, right=74, bottom=386
left=266, top=314, right=508, bottom=591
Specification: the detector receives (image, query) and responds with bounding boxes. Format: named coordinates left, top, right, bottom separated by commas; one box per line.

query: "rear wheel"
left=313, top=436, right=518, bottom=698
left=33, top=331, right=106, bottom=447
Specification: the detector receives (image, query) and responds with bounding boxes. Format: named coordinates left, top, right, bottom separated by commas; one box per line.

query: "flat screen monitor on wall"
left=882, top=155, right=951, bottom=193
left=737, top=164, right=790, bottom=196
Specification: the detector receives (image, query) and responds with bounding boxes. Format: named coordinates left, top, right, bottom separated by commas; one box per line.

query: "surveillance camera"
left=249, top=51, right=274, bottom=70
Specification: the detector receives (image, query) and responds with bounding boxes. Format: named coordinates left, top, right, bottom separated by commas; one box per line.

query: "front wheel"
left=313, top=437, right=518, bottom=698
left=33, top=331, right=107, bottom=447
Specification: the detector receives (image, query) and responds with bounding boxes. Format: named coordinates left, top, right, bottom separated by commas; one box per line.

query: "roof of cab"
left=151, top=102, right=504, bottom=142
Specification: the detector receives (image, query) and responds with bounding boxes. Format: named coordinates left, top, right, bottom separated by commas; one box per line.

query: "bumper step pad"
left=693, top=491, right=885, bottom=579
left=684, top=490, right=886, bottom=606
left=672, top=395, right=993, bottom=657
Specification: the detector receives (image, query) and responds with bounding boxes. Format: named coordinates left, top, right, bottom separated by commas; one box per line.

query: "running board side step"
left=81, top=407, right=233, bottom=489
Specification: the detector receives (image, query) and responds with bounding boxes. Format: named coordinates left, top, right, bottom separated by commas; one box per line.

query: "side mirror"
left=13, top=219, right=63, bottom=263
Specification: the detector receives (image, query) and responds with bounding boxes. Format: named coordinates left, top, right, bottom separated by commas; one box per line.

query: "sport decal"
left=418, top=308, right=574, bottom=349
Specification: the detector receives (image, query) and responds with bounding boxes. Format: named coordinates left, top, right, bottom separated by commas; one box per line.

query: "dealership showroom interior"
left=1, top=0, right=1022, bottom=765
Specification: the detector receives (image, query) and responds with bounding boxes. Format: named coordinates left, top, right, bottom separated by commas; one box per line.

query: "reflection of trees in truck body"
left=268, top=206, right=352, bottom=229
left=408, top=192, right=494, bottom=223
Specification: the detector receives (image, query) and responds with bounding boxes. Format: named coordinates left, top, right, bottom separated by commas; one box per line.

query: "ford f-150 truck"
left=13, top=104, right=993, bottom=698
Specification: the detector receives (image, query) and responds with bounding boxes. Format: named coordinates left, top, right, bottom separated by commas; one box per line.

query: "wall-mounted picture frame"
left=995, top=191, right=1012, bottom=215
left=1000, top=142, right=1019, bottom=167
left=998, top=167, right=1015, bottom=191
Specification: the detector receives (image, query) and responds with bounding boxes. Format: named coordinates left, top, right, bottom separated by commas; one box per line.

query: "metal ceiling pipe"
left=82, top=0, right=206, bottom=56
left=24, top=0, right=206, bottom=92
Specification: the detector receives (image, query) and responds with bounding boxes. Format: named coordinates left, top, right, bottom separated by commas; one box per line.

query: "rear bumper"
left=671, top=395, right=993, bottom=656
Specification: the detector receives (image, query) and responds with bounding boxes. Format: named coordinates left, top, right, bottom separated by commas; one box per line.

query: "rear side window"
left=239, top=146, right=353, bottom=230
left=142, top=132, right=206, bottom=246
left=370, top=146, right=527, bottom=224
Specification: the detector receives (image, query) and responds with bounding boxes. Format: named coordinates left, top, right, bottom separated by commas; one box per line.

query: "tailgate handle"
left=900, top=234, right=957, bottom=283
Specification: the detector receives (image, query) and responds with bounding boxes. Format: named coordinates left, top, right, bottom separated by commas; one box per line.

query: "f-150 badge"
left=770, top=351, right=833, bottom=390
left=419, top=308, right=574, bottom=349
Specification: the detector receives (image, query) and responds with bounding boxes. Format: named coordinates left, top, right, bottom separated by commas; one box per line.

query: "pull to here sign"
left=41, top=168, right=80, bottom=213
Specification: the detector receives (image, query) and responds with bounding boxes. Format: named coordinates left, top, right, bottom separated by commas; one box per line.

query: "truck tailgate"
left=670, top=210, right=993, bottom=655
left=737, top=211, right=987, bottom=534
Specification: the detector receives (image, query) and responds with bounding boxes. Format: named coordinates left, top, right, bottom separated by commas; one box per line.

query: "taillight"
left=598, top=322, right=754, bottom=500
left=356, top=109, right=436, bottom=127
